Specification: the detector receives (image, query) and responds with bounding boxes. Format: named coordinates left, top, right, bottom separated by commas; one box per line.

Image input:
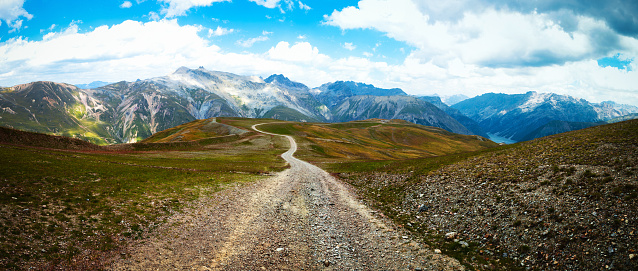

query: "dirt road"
left=109, top=124, right=464, bottom=270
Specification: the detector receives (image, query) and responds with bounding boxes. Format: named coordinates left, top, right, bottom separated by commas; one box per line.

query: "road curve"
left=109, top=123, right=464, bottom=270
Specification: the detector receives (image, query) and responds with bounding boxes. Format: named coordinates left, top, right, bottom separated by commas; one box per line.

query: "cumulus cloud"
left=237, top=36, right=269, bottom=48
left=120, top=1, right=133, bottom=8
left=0, top=0, right=33, bottom=30
left=250, top=0, right=298, bottom=12
left=250, top=0, right=283, bottom=9
left=267, top=41, right=329, bottom=62
left=298, top=1, right=311, bottom=10
left=147, top=11, right=161, bottom=21
left=325, top=0, right=638, bottom=70
left=208, top=26, right=234, bottom=37
left=342, top=42, right=356, bottom=51
left=158, top=0, right=229, bottom=18
left=0, top=20, right=215, bottom=84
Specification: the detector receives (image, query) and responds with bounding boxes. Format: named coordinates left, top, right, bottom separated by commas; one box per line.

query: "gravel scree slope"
left=108, top=124, right=464, bottom=270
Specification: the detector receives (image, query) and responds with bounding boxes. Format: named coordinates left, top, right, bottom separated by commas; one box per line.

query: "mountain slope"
left=520, top=120, right=603, bottom=141
left=331, top=95, right=474, bottom=136
left=452, top=91, right=602, bottom=141
left=417, top=96, right=488, bottom=137
left=0, top=126, right=104, bottom=150
left=141, top=118, right=250, bottom=143
left=155, top=67, right=328, bottom=121
left=453, top=91, right=638, bottom=142
left=312, top=81, right=407, bottom=109
left=0, top=81, right=116, bottom=144
left=608, top=113, right=638, bottom=123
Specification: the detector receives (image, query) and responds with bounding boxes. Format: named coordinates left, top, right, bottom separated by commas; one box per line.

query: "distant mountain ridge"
left=452, top=91, right=638, bottom=142
left=2, top=68, right=637, bottom=144
left=417, top=96, right=488, bottom=137
left=331, top=95, right=473, bottom=135
left=0, top=67, right=478, bottom=143
left=311, top=80, right=407, bottom=108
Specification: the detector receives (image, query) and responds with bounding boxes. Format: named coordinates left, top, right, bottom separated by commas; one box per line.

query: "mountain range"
left=1, top=66, right=637, bottom=144
left=452, top=92, right=638, bottom=142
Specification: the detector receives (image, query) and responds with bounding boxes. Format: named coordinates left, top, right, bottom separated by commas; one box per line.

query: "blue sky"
left=1, top=0, right=638, bottom=105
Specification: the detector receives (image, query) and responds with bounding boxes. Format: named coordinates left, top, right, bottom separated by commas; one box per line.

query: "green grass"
left=0, top=131, right=289, bottom=269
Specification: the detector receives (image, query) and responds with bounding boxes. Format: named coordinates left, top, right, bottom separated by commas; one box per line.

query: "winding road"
left=109, top=124, right=463, bottom=270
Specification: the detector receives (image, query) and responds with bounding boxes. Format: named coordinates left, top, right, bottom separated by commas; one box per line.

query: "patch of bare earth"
left=108, top=130, right=463, bottom=270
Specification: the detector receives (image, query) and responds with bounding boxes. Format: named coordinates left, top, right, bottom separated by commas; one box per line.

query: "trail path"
left=109, top=124, right=464, bottom=270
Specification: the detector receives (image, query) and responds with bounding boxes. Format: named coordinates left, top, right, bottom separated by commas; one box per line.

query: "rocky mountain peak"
left=264, top=74, right=308, bottom=90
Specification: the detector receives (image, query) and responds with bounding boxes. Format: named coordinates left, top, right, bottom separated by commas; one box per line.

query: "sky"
left=1, top=0, right=637, bottom=105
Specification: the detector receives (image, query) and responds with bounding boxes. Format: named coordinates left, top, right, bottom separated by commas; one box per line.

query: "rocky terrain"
left=335, top=120, right=638, bottom=270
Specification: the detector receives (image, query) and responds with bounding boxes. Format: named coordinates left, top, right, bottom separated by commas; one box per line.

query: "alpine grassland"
left=0, top=120, right=289, bottom=269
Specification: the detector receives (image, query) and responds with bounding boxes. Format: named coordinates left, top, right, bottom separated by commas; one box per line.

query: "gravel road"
left=108, top=124, right=464, bottom=270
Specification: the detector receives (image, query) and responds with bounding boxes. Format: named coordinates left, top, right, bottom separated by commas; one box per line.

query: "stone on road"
left=108, top=124, right=464, bottom=270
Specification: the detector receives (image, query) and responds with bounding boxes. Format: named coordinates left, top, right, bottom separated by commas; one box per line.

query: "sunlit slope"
left=0, top=81, right=115, bottom=145
left=256, top=119, right=498, bottom=161
left=141, top=118, right=251, bottom=143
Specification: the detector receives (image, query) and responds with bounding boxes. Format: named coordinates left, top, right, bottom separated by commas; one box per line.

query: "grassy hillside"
left=141, top=118, right=250, bottom=143
left=327, top=120, right=638, bottom=270
left=256, top=119, right=497, bottom=162
left=0, top=126, right=105, bottom=151
left=0, top=120, right=290, bottom=269
left=261, top=105, right=321, bottom=122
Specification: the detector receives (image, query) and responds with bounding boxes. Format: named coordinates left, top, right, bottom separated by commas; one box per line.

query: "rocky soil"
left=107, top=126, right=464, bottom=270
left=340, top=121, right=638, bottom=270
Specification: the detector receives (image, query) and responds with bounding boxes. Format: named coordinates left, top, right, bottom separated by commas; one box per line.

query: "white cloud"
left=158, top=0, right=229, bottom=18
left=267, top=41, right=329, bottom=63
left=147, top=11, right=161, bottom=21
left=250, top=0, right=296, bottom=12
left=298, top=1, right=311, bottom=10
left=120, top=1, right=133, bottom=8
left=235, top=31, right=272, bottom=47
left=208, top=26, right=234, bottom=37
left=0, top=20, right=216, bottom=84
left=237, top=36, right=269, bottom=48
left=324, top=0, right=636, bottom=68
left=297, top=35, right=306, bottom=39
left=0, top=0, right=32, bottom=30
left=363, top=52, right=373, bottom=57
left=249, top=0, right=281, bottom=9
left=342, top=42, right=356, bottom=51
